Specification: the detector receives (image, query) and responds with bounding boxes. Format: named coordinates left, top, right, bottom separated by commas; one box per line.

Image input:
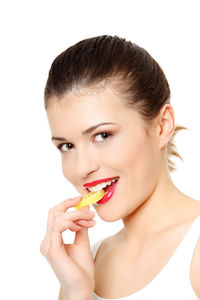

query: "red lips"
left=82, top=176, right=119, bottom=188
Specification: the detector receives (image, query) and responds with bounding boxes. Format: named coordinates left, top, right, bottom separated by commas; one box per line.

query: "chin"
left=94, top=206, right=124, bottom=222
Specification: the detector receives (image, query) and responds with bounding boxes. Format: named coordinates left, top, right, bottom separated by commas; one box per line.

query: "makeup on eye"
left=56, top=131, right=113, bottom=153
left=93, top=131, right=112, bottom=143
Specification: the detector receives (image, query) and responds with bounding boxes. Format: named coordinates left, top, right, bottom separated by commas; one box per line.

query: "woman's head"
left=44, top=35, right=187, bottom=173
left=45, top=35, right=187, bottom=221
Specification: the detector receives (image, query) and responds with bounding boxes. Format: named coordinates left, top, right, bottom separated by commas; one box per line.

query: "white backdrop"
left=0, top=1, right=199, bottom=299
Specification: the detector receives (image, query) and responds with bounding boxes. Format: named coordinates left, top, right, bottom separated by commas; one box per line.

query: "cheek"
left=107, top=131, right=159, bottom=181
left=124, top=136, right=161, bottom=207
left=104, top=131, right=148, bottom=170
left=127, top=138, right=159, bottom=185
left=61, top=156, right=74, bottom=182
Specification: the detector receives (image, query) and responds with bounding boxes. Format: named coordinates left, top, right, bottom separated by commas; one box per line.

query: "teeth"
left=88, top=178, right=118, bottom=192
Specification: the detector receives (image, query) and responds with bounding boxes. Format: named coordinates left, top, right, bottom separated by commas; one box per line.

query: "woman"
left=40, top=35, right=200, bottom=300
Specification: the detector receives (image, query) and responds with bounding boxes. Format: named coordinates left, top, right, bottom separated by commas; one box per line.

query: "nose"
left=75, top=146, right=99, bottom=180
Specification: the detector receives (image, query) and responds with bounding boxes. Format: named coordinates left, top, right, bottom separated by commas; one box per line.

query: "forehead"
left=46, top=86, right=147, bottom=134
left=47, top=86, right=136, bottom=118
left=48, top=85, right=124, bottom=108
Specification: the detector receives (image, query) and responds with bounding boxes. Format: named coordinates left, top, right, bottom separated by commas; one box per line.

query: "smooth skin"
left=41, top=85, right=200, bottom=299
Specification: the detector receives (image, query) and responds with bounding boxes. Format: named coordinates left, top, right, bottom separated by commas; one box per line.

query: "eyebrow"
left=51, top=122, right=117, bottom=141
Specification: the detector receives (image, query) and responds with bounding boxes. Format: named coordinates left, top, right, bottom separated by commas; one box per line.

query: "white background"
left=0, top=1, right=200, bottom=299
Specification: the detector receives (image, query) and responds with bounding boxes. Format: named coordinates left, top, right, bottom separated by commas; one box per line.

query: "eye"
left=57, top=131, right=112, bottom=153
left=94, top=132, right=112, bottom=143
left=57, top=143, right=74, bottom=152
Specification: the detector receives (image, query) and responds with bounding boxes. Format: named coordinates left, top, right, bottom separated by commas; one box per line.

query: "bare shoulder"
left=190, top=199, right=200, bottom=298
left=191, top=235, right=200, bottom=298
left=94, top=229, right=123, bottom=262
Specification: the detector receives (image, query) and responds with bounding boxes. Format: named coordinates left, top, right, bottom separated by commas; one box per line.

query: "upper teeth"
left=87, top=178, right=118, bottom=192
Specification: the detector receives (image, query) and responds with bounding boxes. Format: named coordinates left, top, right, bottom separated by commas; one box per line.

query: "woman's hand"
left=40, top=196, right=96, bottom=300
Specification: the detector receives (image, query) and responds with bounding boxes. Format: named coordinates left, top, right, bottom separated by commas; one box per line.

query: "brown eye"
left=58, top=143, right=73, bottom=152
left=94, top=132, right=112, bottom=143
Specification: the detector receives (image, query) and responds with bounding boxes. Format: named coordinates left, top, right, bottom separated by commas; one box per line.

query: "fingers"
left=46, top=197, right=82, bottom=229
left=49, top=196, right=82, bottom=215
left=73, top=208, right=96, bottom=247
left=76, top=219, right=96, bottom=227
left=48, top=210, right=95, bottom=254
left=40, top=197, right=96, bottom=259
left=50, top=210, right=95, bottom=233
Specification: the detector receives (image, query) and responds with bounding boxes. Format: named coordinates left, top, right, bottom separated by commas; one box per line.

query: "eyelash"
left=57, top=131, right=113, bottom=152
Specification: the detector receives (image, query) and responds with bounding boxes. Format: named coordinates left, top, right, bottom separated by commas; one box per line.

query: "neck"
left=121, top=168, right=187, bottom=245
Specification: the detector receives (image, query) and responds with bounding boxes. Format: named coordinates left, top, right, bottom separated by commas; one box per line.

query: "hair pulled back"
left=44, top=35, right=187, bottom=172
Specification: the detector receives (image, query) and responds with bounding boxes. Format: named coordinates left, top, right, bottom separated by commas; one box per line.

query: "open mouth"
left=86, top=177, right=119, bottom=194
left=96, top=177, right=119, bottom=204
left=103, top=179, right=119, bottom=194
left=84, top=177, right=120, bottom=205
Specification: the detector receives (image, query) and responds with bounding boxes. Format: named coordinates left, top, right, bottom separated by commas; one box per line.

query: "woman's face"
left=46, top=86, right=162, bottom=222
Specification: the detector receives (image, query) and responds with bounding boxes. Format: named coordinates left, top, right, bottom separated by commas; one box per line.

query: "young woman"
left=40, top=35, right=200, bottom=300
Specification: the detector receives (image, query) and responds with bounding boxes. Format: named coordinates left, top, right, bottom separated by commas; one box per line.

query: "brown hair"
left=44, top=35, right=187, bottom=172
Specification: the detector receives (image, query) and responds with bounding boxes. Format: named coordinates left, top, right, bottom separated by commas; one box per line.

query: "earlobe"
left=158, top=104, right=175, bottom=149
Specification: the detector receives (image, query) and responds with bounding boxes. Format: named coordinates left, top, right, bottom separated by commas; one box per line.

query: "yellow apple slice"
left=74, top=189, right=105, bottom=210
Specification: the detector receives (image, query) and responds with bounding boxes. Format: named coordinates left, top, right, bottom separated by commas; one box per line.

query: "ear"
left=156, top=104, right=175, bottom=150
